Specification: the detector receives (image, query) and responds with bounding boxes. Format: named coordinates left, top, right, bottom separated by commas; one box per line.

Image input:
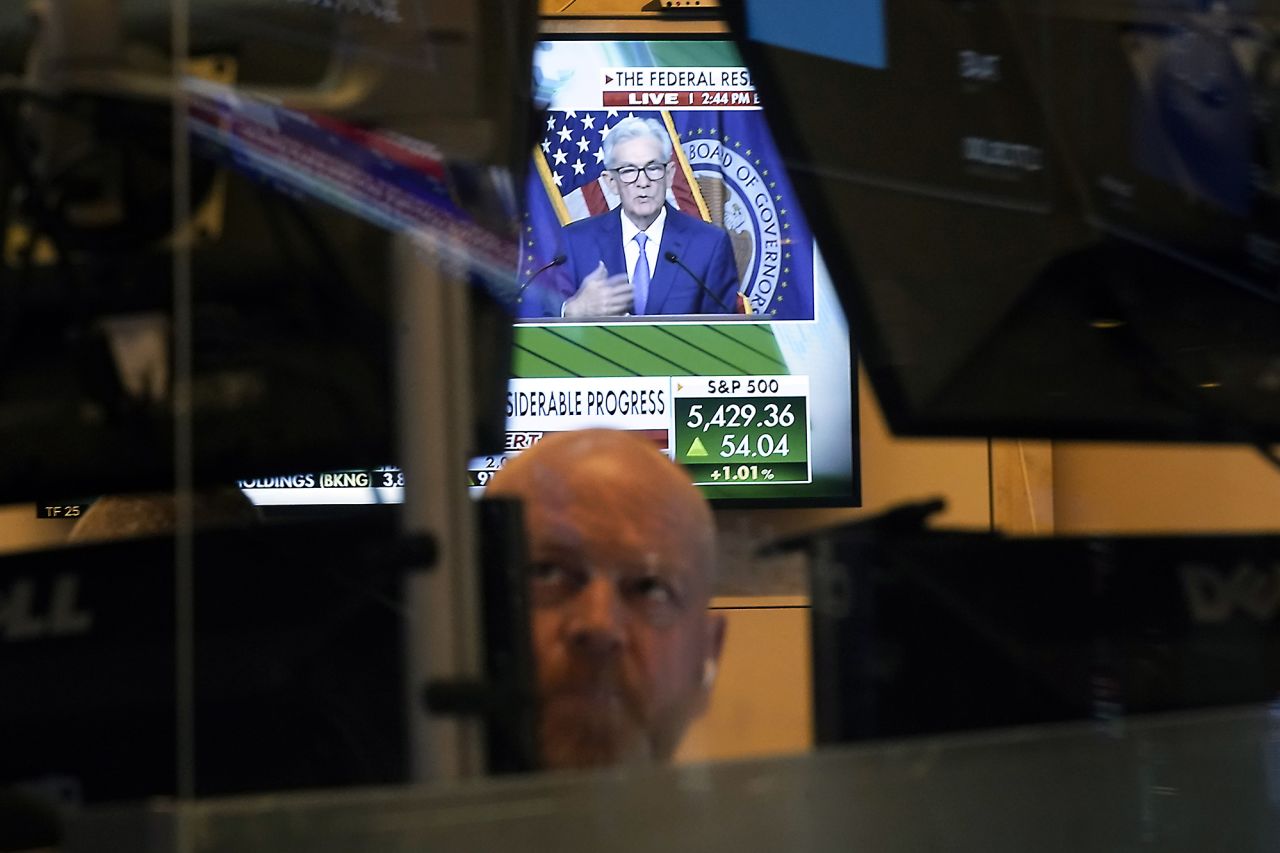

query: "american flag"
left=532, top=109, right=708, bottom=227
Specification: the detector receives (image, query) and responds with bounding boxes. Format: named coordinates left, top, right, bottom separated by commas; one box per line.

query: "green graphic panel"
left=673, top=396, right=809, bottom=485
left=511, top=323, right=787, bottom=378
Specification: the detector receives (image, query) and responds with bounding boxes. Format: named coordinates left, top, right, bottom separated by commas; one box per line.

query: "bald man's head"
left=486, top=429, right=724, bottom=770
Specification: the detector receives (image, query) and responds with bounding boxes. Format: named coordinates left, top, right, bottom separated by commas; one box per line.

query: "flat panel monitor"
left=0, top=517, right=409, bottom=804
left=241, top=31, right=861, bottom=510
left=805, top=524, right=1280, bottom=744
left=733, top=0, right=1280, bottom=443
left=0, top=0, right=531, bottom=504
left=476, top=34, right=860, bottom=507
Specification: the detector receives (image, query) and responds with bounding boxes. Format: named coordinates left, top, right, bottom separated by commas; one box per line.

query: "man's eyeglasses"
left=608, top=162, right=669, bottom=184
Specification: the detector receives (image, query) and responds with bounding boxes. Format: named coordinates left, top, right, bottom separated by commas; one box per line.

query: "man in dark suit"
left=529, top=117, right=742, bottom=318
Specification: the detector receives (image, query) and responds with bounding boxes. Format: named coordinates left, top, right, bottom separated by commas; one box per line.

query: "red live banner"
left=602, top=90, right=760, bottom=108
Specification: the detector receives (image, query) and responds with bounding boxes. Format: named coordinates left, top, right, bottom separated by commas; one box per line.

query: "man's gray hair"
left=602, top=116, right=674, bottom=169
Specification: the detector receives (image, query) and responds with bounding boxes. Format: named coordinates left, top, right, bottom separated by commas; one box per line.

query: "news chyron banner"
left=488, top=374, right=812, bottom=489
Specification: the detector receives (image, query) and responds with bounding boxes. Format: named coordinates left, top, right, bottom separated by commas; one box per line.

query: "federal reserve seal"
left=682, top=130, right=794, bottom=316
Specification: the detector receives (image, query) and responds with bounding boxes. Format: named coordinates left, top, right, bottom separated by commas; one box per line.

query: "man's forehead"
left=528, top=486, right=699, bottom=549
left=613, top=135, right=662, bottom=160
left=485, top=431, right=715, bottom=568
left=534, top=523, right=693, bottom=575
left=524, top=483, right=711, bottom=579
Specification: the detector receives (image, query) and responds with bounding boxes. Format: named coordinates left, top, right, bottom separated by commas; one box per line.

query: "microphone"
left=663, top=251, right=738, bottom=314
left=516, top=254, right=567, bottom=303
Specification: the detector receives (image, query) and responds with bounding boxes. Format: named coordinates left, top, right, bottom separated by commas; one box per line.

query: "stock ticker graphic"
left=237, top=367, right=816, bottom=506
left=673, top=376, right=810, bottom=485
left=490, top=373, right=812, bottom=489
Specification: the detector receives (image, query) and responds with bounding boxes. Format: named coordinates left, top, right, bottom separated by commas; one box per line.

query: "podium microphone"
left=663, top=251, right=738, bottom=314
left=516, top=254, right=567, bottom=304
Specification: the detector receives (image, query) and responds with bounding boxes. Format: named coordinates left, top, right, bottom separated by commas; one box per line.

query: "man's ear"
left=688, top=610, right=727, bottom=722
left=602, top=169, right=618, bottom=194
left=705, top=611, right=727, bottom=685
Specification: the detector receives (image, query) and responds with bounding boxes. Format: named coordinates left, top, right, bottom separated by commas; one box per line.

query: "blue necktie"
left=632, top=232, right=651, bottom=315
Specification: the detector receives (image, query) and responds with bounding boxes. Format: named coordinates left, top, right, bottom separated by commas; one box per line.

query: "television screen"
left=0, top=516, right=410, bottom=803
left=474, top=36, right=860, bottom=507
left=734, top=0, right=1280, bottom=442
left=242, top=34, right=861, bottom=510
left=0, top=0, right=531, bottom=506
left=804, top=523, right=1280, bottom=744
